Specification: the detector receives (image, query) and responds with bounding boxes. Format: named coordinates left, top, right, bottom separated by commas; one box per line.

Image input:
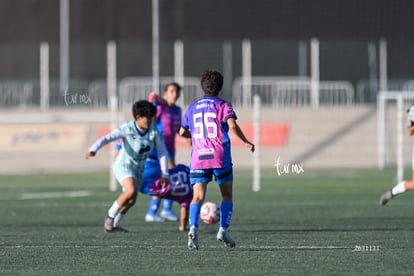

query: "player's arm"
left=85, top=128, right=123, bottom=160
left=155, top=132, right=169, bottom=184
left=85, top=151, right=95, bottom=159
left=148, top=92, right=167, bottom=106
left=179, top=126, right=192, bottom=138
left=227, top=117, right=255, bottom=152
left=180, top=110, right=192, bottom=138
left=408, top=126, right=414, bottom=136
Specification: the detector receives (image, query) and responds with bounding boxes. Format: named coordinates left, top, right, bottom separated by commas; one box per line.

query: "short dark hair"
left=164, top=82, right=182, bottom=94
left=200, top=69, right=223, bottom=96
left=132, top=100, right=156, bottom=119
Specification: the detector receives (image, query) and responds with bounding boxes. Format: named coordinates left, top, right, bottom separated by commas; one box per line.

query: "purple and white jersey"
left=157, top=104, right=181, bottom=155
left=147, top=164, right=192, bottom=208
left=182, top=96, right=237, bottom=169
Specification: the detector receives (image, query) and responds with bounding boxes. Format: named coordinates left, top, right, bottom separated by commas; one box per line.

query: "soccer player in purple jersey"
left=179, top=69, right=255, bottom=250
left=145, top=83, right=183, bottom=223
left=140, top=159, right=192, bottom=232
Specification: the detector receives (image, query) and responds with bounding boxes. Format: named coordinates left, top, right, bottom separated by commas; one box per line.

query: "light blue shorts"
left=412, top=147, right=414, bottom=170
left=112, top=163, right=142, bottom=191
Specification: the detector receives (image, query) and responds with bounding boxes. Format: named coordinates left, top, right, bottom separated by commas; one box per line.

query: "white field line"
left=1, top=245, right=353, bottom=250
left=20, top=190, right=92, bottom=200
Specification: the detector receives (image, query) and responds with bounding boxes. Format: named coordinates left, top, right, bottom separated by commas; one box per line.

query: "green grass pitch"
left=1, top=169, right=414, bottom=275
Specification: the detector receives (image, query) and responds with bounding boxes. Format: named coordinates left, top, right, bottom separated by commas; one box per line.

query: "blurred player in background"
left=85, top=100, right=169, bottom=232
left=380, top=106, right=414, bottom=205
left=179, top=69, right=255, bottom=250
left=138, top=158, right=192, bottom=232
left=145, top=83, right=183, bottom=223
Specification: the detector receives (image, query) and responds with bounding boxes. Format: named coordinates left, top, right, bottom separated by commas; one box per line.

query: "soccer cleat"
left=217, top=228, right=236, bottom=248
left=104, top=216, right=114, bottom=232
left=380, top=190, right=394, bottom=205
left=145, top=213, right=165, bottom=222
left=111, top=226, right=129, bottom=233
left=187, top=226, right=199, bottom=251
left=160, top=210, right=179, bottom=221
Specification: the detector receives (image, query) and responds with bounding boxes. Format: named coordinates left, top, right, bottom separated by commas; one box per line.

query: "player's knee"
left=124, top=187, right=137, bottom=199
left=128, top=197, right=137, bottom=206
left=192, top=194, right=205, bottom=204
left=219, top=182, right=233, bottom=201
left=221, top=194, right=232, bottom=202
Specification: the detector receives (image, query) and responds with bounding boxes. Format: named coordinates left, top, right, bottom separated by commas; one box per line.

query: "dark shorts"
left=190, top=163, right=233, bottom=185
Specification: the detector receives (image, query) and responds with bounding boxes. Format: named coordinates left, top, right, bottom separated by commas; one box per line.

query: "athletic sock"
left=392, top=181, right=406, bottom=196
left=108, top=200, right=122, bottom=218
left=162, top=198, right=173, bottom=211
left=219, top=226, right=227, bottom=232
left=189, top=203, right=201, bottom=228
left=113, top=213, right=125, bottom=227
left=147, top=198, right=161, bottom=215
left=220, top=201, right=233, bottom=229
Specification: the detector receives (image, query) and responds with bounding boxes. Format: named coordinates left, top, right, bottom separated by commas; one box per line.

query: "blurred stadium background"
left=1, top=0, right=414, bottom=176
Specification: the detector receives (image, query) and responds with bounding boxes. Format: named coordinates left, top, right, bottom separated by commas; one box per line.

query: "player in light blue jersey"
left=180, top=69, right=255, bottom=250
left=85, top=100, right=169, bottom=232
left=113, top=140, right=192, bottom=231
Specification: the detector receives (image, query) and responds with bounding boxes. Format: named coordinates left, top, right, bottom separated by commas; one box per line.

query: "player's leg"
left=187, top=182, right=207, bottom=250
left=216, top=181, right=236, bottom=248
left=215, top=165, right=236, bottom=248
left=160, top=156, right=178, bottom=221
left=145, top=195, right=165, bottom=222
left=105, top=176, right=137, bottom=232
left=113, top=196, right=136, bottom=232
left=142, top=159, right=165, bottom=222
left=406, top=171, right=414, bottom=190
left=189, top=182, right=207, bottom=226
left=161, top=198, right=178, bottom=221
left=218, top=180, right=233, bottom=226
left=381, top=148, right=414, bottom=205
left=178, top=206, right=189, bottom=232
left=381, top=169, right=414, bottom=205
left=187, top=169, right=211, bottom=250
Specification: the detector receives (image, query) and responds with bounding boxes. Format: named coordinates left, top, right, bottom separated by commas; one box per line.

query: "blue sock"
left=189, top=203, right=201, bottom=228
left=162, top=198, right=173, bottom=211
left=220, top=201, right=233, bottom=229
left=147, top=198, right=161, bottom=215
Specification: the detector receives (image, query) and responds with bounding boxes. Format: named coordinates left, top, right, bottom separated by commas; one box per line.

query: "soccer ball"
left=200, top=202, right=220, bottom=224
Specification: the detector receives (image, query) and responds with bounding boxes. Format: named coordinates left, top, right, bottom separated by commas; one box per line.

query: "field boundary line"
left=20, top=190, right=92, bottom=200
left=1, top=244, right=353, bottom=250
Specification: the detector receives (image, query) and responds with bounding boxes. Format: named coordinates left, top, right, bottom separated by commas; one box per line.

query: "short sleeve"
left=222, top=101, right=237, bottom=122
left=181, top=109, right=190, bottom=129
